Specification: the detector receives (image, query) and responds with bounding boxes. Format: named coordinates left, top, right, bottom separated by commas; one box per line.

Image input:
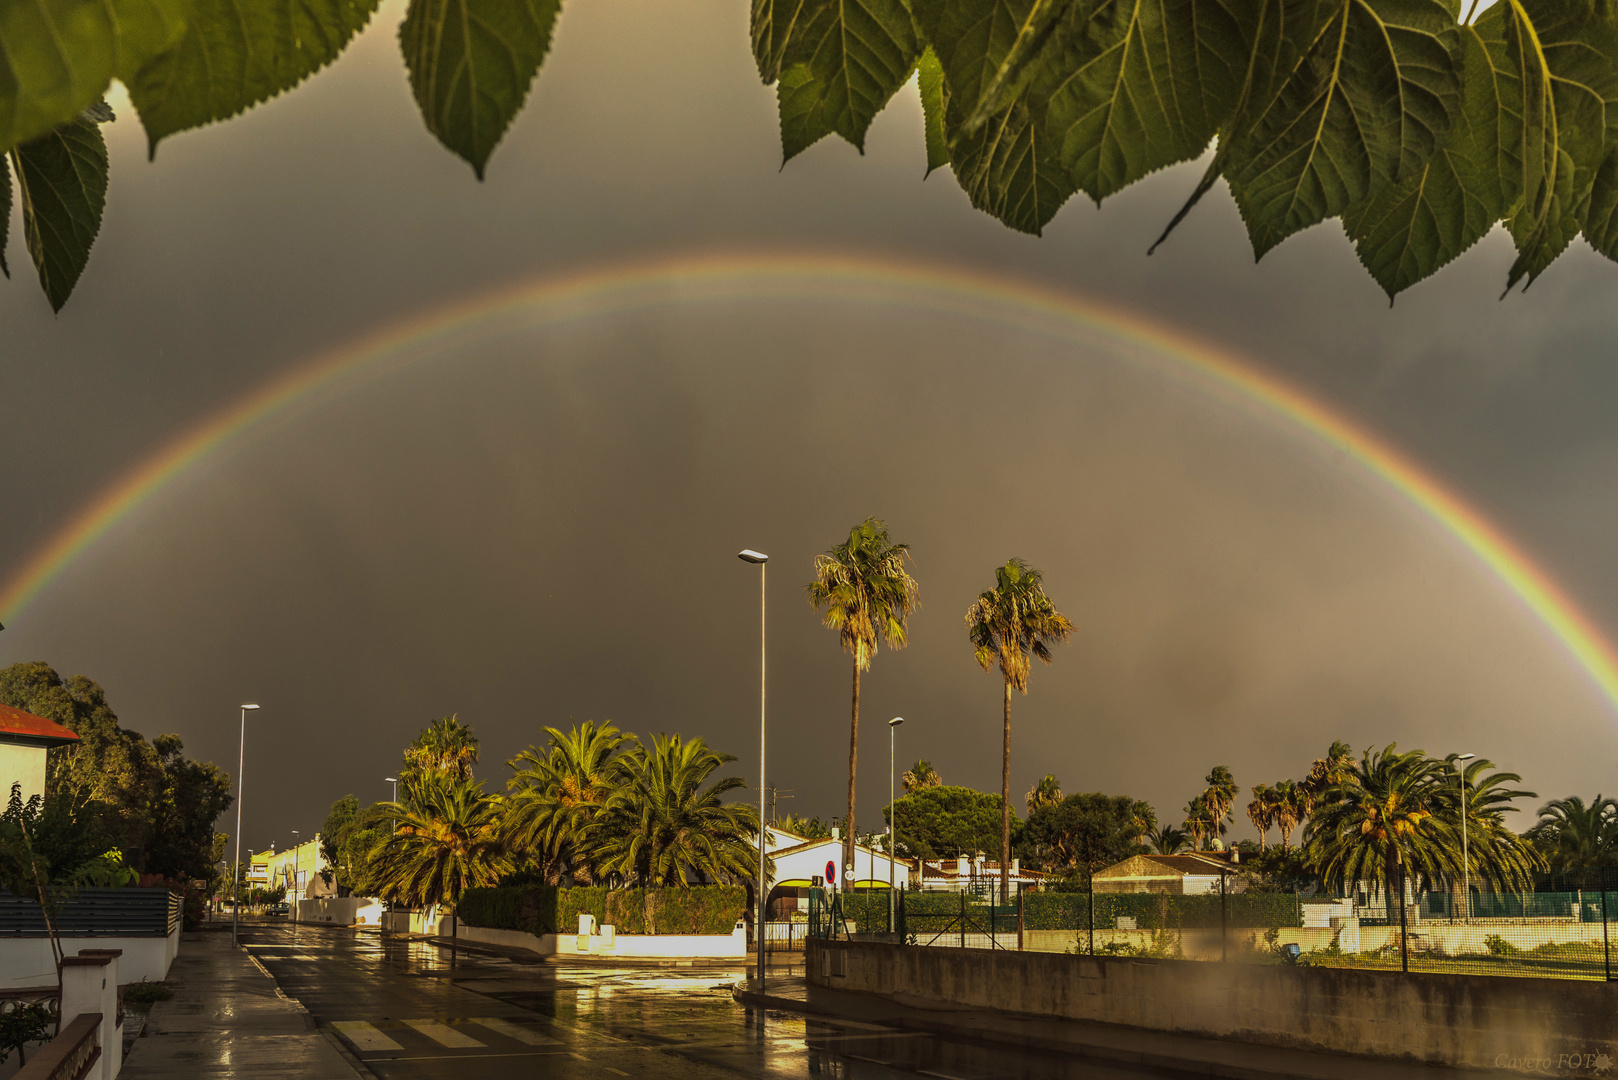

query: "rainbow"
left=3, top=250, right=1616, bottom=713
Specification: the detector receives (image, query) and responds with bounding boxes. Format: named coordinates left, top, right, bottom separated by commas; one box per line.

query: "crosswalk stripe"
left=404, top=1020, right=487, bottom=1048
left=331, top=1021, right=404, bottom=1052
left=471, top=1017, right=558, bottom=1045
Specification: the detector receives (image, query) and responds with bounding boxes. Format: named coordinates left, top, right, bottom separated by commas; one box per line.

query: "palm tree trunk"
left=1000, top=679, right=1012, bottom=902
left=845, top=662, right=860, bottom=883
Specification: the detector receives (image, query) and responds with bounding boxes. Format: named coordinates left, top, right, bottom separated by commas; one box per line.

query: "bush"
left=1485, top=933, right=1518, bottom=957
left=1017, top=890, right=1300, bottom=930
left=123, top=980, right=174, bottom=1003
left=458, top=885, right=746, bottom=936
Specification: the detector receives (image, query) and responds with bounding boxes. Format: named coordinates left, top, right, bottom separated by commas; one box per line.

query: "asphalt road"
left=241, top=923, right=1175, bottom=1080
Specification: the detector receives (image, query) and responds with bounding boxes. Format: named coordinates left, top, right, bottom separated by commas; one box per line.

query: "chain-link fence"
left=803, top=868, right=1618, bottom=981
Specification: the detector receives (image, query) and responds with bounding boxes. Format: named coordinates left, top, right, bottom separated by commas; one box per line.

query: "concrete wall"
left=0, top=925, right=180, bottom=989
left=808, top=939, right=1618, bottom=1073
left=447, top=922, right=747, bottom=958
left=0, top=743, right=45, bottom=804
left=294, top=897, right=384, bottom=926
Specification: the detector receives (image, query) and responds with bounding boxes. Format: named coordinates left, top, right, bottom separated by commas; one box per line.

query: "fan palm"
left=595, top=734, right=761, bottom=889
left=504, top=720, right=632, bottom=884
left=366, top=774, right=511, bottom=910
left=1529, top=795, right=1618, bottom=879
left=966, top=558, right=1074, bottom=897
left=806, top=518, right=919, bottom=877
left=902, top=760, right=941, bottom=793
left=1247, top=784, right=1273, bottom=848
left=1201, top=766, right=1239, bottom=847
left=1026, top=774, right=1063, bottom=816
left=1149, top=824, right=1189, bottom=855
left=1270, top=780, right=1304, bottom=848
left=1301, top=740, right=1354, bottom=805
left=1303, top=745, right=1457, bottom=921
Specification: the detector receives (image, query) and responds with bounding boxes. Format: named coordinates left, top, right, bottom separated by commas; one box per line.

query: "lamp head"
left=241, top=703, right=260, bottom=711
left=889, top=717, right=904, bottom=727
left=1456, top=753, right=1476, bottom=762
left=385, top=776, right=398, bottom=783
left=738, top=549, right=768, bottom=564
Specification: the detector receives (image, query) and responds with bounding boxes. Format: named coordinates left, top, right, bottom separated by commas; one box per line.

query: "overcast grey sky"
left=3, top=0, right=1617, bottom=852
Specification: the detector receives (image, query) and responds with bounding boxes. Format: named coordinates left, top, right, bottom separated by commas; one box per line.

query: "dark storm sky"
left=2, top=0, right=1617, bottom=853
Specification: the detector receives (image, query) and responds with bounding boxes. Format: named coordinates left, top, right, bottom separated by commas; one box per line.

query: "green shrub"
left=1485, top=934, right=1518, bottom=957
left=458, top=885, right=746, bottom=936
left=123, top=980, right=174, bottom=1004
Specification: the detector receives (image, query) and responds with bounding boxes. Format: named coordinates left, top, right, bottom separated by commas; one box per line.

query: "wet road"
left=242, top=924, right=1178, bottom=1080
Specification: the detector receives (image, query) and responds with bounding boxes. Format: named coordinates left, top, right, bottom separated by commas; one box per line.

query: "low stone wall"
left=808, top=938, right=1618, bottom=1073
left=0, top=929, right=179, bottom=990
left=455, top=922, right=746, bottom=959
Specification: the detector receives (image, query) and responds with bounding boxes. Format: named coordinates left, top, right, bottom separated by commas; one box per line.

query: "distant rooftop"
left=0, top=703, right=81, bottom=748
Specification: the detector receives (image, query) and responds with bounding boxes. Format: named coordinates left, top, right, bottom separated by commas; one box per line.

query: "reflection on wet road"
left=243, top=924, right=1174, bottom=1079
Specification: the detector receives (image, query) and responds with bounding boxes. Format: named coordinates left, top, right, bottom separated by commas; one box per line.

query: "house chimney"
left=1012, top=857, right=1020, bottom=876
left=956, top=855, right=969, bottom=878
left=973, top=852, right=985, bottom=876
left=831, top=826, right=840, bottom=841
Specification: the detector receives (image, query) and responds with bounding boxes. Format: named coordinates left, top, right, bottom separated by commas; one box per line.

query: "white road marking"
left=403, top=1020, right=487, bottom=1048
left=470, top=1017, right=558, bottom=1045
left=331, top=1021, right=404, bottom=1052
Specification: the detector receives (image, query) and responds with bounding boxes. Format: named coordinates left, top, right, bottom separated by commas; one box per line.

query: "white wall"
left=455, top=921, right=747, bottom=958
left=0, top=924, right=180, bottom=989
left=294, top=897, right=384, bottom=926
left=0, top=743, right=45, bottom=803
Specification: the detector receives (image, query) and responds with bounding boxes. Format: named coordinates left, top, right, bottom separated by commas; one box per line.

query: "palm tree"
left=1303, top=745, right=1458, bottom=921
left=1148, top=824, right=1188, bottom=855
left=806, top=518, right=919, bottom=877
left=595, top=734, right=761, bottom=891
left=402, top=714, right=479, bottom=797
left=1270, top=780, right=1304, bottom=848
left=1201, top=766, right=1239, bottom=848
left=366, top=774, right=511, bottom=910
left=1026, top=774, right=1063, bottom=816
left=1301, top=740, right=1354, bottom=806
left=902, top=760, right=941, bottom=793
left=1529, top=795, right=1618, bottom=879
left=504, top=720, right=632, bottom=884
left=966, top=558, right=1075, bottom=898
left=1247, top=783, right=1273, bottom=848
left=1437, top=756, right=1541, bottom=904
left=1182, top=795, right=1211, bottom=851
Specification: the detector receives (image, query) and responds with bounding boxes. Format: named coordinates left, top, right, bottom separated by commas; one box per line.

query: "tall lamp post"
left=232, top=703, right=261, bottom=946
left=888, top=717, right=904, bottom=932
left=1456, top=752, right=1475, bottom=921
left=738, top=548, right=768, bottom=988
left=385, top=777, right=398, bottom=803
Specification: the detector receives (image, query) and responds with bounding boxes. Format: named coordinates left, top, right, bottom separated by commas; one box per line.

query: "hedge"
left=458, top=885, right=747, bottom=936
left=891, top=890, right=1302, bottom=931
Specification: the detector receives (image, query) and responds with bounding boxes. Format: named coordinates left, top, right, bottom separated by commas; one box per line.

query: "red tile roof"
left=0, top=704, right=80, bottom=747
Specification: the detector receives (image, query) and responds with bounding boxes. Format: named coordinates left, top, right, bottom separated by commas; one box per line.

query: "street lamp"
left=1456, top=753, right=1475, bottom=921
left=385, top=777, right=398, bottom=803
left=738, top=548, right=767, bottom=988
left=888, top=717, right=904, bottom=933
left=233, top=703, right=261, bottom=946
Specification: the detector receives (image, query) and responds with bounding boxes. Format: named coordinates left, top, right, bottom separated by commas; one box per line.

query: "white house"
left=0, top=703, right=80, bottom=803
left=763, top=826, right=909, bottom=918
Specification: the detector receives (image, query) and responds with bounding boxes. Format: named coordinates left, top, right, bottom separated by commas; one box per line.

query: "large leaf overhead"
left=764, top=0, right=920, bottom=160
left=0, top=0, right=183, bottom=153
left=917, top=46, right=951, bottom=175
left=399, top=0, right=563, bottom=178
left=10, top=113, right=108, bottom=311
left=1224, top=0, right=1463, bottom=258
left=948, top=98, right=1073, bottom=233
left=127, top=0, right=380, bottom=153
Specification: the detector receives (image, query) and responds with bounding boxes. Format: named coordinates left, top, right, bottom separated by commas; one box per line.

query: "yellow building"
left=250, top=837, right=331, bottom=898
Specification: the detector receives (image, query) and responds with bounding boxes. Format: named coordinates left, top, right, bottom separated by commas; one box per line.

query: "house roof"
left=0, top=704, right=81, bottom=748
left=1094, top=853, right=1237, bottom=879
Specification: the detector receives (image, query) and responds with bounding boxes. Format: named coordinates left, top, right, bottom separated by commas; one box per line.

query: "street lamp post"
left=385, top=777, right=398, bottom=803
left=738, top=548, right=768, bottom=988
left=1456, top=752, right=1475, bottom=921
left=888, top=717, right=904, bottom=933
left=232, top=703, right=261, bottom=946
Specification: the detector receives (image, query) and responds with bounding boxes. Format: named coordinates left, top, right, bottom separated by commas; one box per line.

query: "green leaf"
left=398, top=0, right=562, bottom=179
left=752, top=0, right=814, bottom=84
left=1582, top=147, right=1618, bottom=262
left=948, top=98, right=1074, bottom=233
left=11, top=116, right=108, bottom=312
left=0, top=0, right=182, bottom=153
left=1498, top=0, right=1618, bottom=292
left=918, top=46, right=950, bottom=175
left=126, top=0, right=380, bottom=154
left=769, top=0, right=920, bottom=162
left=0, top=154, right=11, bottom=278
left=1035, top=0, right=1258, bottom=203
left=1224, top=0, right=1463, bottom=258
left=911, top=0, right=1078, bottom=126
left=1343, top=17, right=1517, bottom=298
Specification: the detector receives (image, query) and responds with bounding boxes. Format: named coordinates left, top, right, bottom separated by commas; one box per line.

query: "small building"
left=255, top=836, right=333, bottom=899
left=0, top=703, right=80, bottom=803
left=1091, top=853, right=1239, bottom=895
left=763, top=826, right=908, bottom=918
left=912, top=853, right=1053, bottom=893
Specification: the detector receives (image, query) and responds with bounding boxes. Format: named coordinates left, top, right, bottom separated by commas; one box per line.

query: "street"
left=241, top=923, right=1172, bottom=1080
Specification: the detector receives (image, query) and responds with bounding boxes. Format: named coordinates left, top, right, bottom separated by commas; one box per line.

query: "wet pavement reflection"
left=243, top=923, right=1181, bottom=1080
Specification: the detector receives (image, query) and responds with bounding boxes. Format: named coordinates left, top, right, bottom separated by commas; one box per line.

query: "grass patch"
left=122, top=980, right=174, bottom=1003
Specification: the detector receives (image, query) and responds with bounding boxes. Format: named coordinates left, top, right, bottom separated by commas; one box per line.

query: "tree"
left=141, top=734, right=233, bottom=882
left=1437, top=755, right=1541, bottom=901
left=402, top=714, right=479, bottom=793
left=806, top=518, right=919, bottom=879
left=1528, top=796, right=1618, bottom=877
left=367, top=773, right=512, bottom=910
left=1026, top=774, right=1063, bottom=816
left=902, top=760, right=942, bottom=793
left=777, top=814, right=833, bottom=840
left=887, top=786, right=1017, bottom=862
left=319, top=796, right=364, bottom=895
left=1247, top=784, right=1273, bottom=848
left=1023, top=792, right=1153, bottom=873
left=1148, top=825, right=1189, bottom=856
left=1181, top=796, right=1210, bottom=852
left=593, top=734, right=760, bottom=889
left=966, top=557, right=1074, bottom=898
left=1301, top=741, right=1355, bottom=808
left=504, top=720, right=632, bottom=884
left=1201, top=766, right=1239, bottom=848
left=1270, top=780, right=1306, bottom=849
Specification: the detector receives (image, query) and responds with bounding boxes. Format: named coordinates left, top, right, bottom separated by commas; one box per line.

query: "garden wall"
left=808, top=939, right=1618, bottom=1073
left=458, top=885, right=746, bottom=936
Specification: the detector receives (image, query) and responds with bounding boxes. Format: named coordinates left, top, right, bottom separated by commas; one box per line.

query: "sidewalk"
left=120, top=929, right=361, bottom=1080
left=733, top=974, right=1508, bottom=1080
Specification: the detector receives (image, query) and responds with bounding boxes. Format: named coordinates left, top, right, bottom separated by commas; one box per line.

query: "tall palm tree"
left=1437, top=755, right=1541, bottom=900
left=1247, top=783, right=1273, bottom=848
left=966, top=558, right=1074, bottom=898
left=595, top=734, right=761, bottom=890
left=366, top=774, right=511, bottom=910
left=1270, top=780, right=1304, bottom=848
left=1529, top=795, right=1618, bottom=878
left=402, top=714, right=479, bottom=797
left=504, top=720, right=633, bottom=883
left=902, top=760, right=941, bottom=793
left=1201, top=766, right=1239, bottom=848
left=806, top=518, right=919, bottom=877
left=1148, top=824, right=1189, bottom=855
left=1026, top=774, right=1063, bottom=816
left=1303, top=745, right=1458, bottom=921
left=1182, top=795, right=1210, bottom=851
left=1301, top=740, right=1354, bottom=806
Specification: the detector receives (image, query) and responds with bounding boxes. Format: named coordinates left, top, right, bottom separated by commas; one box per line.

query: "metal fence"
left=806, top=868, right=1618, bottom=982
